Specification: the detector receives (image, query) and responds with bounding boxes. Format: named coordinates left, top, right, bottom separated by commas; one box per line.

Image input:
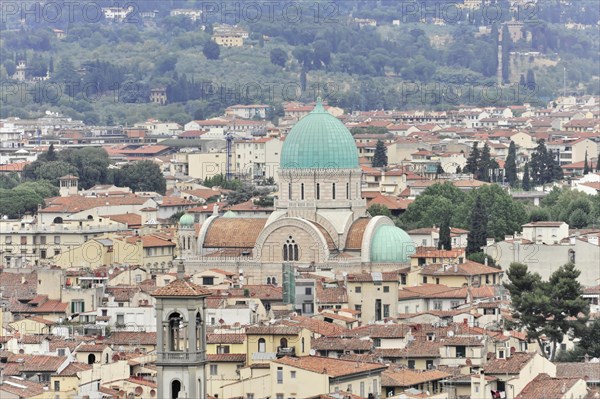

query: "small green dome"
left=370, top=225, right=415, bottom=263
left=223, top=210, right=237, bottom=218
left=280, top=99, right=359, bottom=169
left=179, top=213, right=194, bottom=226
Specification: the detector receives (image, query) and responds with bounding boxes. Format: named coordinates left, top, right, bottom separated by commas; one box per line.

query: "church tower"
left=152, top=261, right=211, bottom=399
left=178, top=213, right=196, bottom=258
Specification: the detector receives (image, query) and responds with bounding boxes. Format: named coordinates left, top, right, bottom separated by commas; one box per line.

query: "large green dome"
left=179, top=213, right=195, bottom=226
left=280, top=100, right=359, bottom=169
left=370, top=225, right=415, bottom=263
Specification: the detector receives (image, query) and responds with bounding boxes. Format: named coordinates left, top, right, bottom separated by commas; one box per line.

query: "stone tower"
left=178, top=213, right=196, bottom=259
left=152, top=261, right=211, bottom=399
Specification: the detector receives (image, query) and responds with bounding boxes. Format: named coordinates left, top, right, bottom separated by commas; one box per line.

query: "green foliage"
left=368, top=204, right=392, bottom=218
left=203, top=41, right=220, bottom=60
left=114, top=161, right=166, bottom=195
left=467, top=252, right=497, bottom=268
left=169, top=211, right=185, bottom=225
left=528, top=208, right=551, bottom=222
left=254, top=196, right=274, bottom=207
left=466, top=195, right=488, bottom=256
left=270, top=48, right=288, bottom=67
left=0, top=181, right=58, bottom=218
left=465, top=142, right=480, bottom=176
left=583, top=151, right=590, bottom=175
left=372, top=140, right=388, bottom=167
left=0, top=172, right=20, bottom=189
left=202, top=174, right=243, bottom=190
left=505, top=141, right=518, bottom=187
left=530, top=140, right=563, bottom=186
left=539, top=188, right=596, bottom=227
left=522, top=163, right=531, bottom=191
left=438, top=214, right=452, bottom=250
left=555, top=319, right=600, bottom=361
left=569, top=209, right=589, bottom=229
left=504, top=262, right=589, bottom=360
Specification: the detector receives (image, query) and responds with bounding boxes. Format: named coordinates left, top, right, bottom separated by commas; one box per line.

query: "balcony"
left=157, top=351, right=205, bottom=364
left=276, top=346, right=296, bottom=358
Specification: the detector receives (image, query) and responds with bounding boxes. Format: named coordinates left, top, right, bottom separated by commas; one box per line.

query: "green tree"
left=372, top=140, right=388, bottom=167
left=505, top=141, right=518, bottom=187
left=555, top=319, right=600, bottom=361
left=478, top=143, right=491, bottom=181
left=270, top=48, right=288, bottom=67
left=203, top=40, right=220, bottom=60
left=505, top=262, right=589, bottom=360
left=526, top=69, right=536, bottom=88
left=501, top=24, right=511, bottom=82
left=466, top=195, right=487, bottom=256
left=115, top=161, right=166, bottom=194
left=467, top=252, right=497, bottom=267
left=569, top=209, right=588, bottom=228
left=530, top=140, right=563, bottom=185
left=596, top=155, right=600, bottom=172
left=522, top=162, right=531, bottom=191
left=583, top=151, right=590, bottom=175
left=465, top=142, right=480, bottom=175
left=438, top=214, right=452, bottom=250
left=59, top=147, right=110, bottom=189
left=528, top=208, right=551, bottom=222
left=368, top=203, right=392, bottom=217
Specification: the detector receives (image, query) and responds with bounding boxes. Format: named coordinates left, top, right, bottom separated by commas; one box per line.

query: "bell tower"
left=152, top=261, right=211, bottom=399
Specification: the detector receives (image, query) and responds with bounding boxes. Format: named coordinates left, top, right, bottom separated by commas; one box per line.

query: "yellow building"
left=417, top=261, right=503, bottom=287
left=346, top=272, right=400, bottom=323
left=207, top=332, right=246, bottom=355
left=8, top=316, right=54, bottom=335
left=50, top=363, right=93, bottom=399
left=213, top=33, right=244, bottom=47
left=245, top=325, right=312, bottom=365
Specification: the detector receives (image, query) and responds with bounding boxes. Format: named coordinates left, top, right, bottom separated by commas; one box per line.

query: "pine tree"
left=526, top=69, right=536, bottom=89
left=522, top=162, right=531, bottom=191
left=46, top=143, right=57, bottom=162
left=465, top=142, right=480, bottom=175
left=519, top=74, right=526, bottom=86
left=596, top=155, right=600, bottom=172
left=505, top=141, right=518, bottom=187
left=501, top=24, right=511, bottom=83
left=583, top=151, right=590, bottom=175
left=436, top=163, right=444, bottom=178
left=466, top=195, right=488, bottom=256
left=456, top=165, right=462, bottom=173
left=372, top=140, right=388, bottom=167
left=479, top=143, right=492, bottom=181
left=438, top=214, right=452, bottom=250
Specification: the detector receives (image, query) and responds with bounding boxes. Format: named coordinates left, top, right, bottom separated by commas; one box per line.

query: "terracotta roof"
left=140, top=235, right=176, bottom=248
left=246, top=325, right=302, bottom=335
left=382, top=368, right=450, bottom=387
left=0, top=376, right=46, bottom=398
left=103, top=213, right=141, bottom=227
left=0, top=162, right=29, bottom=172
left=3, top=353, right=66, bottom=373
left=345, top=218, right=370, bottom=249
left=484, top=352, right=536, bottom=374
left=57, top=362, right=93, bottom=376
left=310, top=221, right=337, bottom=250
left=316, top=282, right=348, bottom=304
left=105, top=286, right=139, bottom=302
left=367, top=193, right=413, bottom=211
left=312, top=337, right=372, bottom=351
left=516, top=373, right=582, bottom=399
left=442, top=336, right=485, bottom=346
left=104, top=332, right=158, bottom=346
left=345, top=324, right=410, bottom=339
left=410, top=247, right=465, bottom=258
left=347, top=271, right=399, bottom=282
left=40, top=194, right=149, bottom=213
left=207, top=334, right=245, bottom=344
left=280, top=316, right=348, bottom=337
left=221, top=285, right=282, bottom=300
left=203, top=218, right=267, bottom=248
left=273, top=356, right=387, bottom=377
left=153, top=278, right=212, bottom=297
left=555, top=363, right=600, bottom=381
left=522, top=221, right=566, bottom=227
left=207, top=353, right=246, bottom=362
left=420, top=261, right=502, bottom=276
left=77, top=344, right=108, bottom=353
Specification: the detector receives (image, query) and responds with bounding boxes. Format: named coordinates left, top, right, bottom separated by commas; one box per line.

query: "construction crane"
left=225, top=131, right=252, bottom=181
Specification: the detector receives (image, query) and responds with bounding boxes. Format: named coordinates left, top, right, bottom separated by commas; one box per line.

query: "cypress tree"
left=596, top=154, right=600, bottom=172
left=501, top=24, right=511, bottom=83
left=522, top=163, right=531, bottom=191
left=466, top=195, right=488, bottom=256
left=479, top=143, right=492, bottom=181
left=372, top=140, right=388, bottom=167
left=505, top=141, right=517, bottom=186
left=583, top=151, right=590, bottom=175
left=438, top=214, right=452, bottom=250
left=465, top=142, right=480, bottom=175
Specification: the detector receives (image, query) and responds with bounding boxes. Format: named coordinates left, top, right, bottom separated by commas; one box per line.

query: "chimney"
left=484, top=256, right=488, bottom=266
left=454, top=264, right=458, bottom=273
left=213, top=204, right=219, bottom=215
left=176, top=259, right=185, bottom=280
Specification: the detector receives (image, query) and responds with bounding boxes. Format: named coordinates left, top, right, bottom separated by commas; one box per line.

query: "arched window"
left=280, top=338, right=288, bottom=349
left=272, top=276, right=277, bottom=285
left=87, top=353, right=96, bottom=364
left=105, top=353, right=109, bottom=364
left=168, top=313, right=183, bottom=351
left=258, top=338, right=266, bottom=353
left=346, top=183, right=350, bottom=199
left=283, top=237, right=299, bottom=261
left=87, top=215, right=94, bottom=220
left=171, top=380, right=181, bottom=399
left=195, top=312, right=202, bottom=351
left=266, top=277, right=272, bottom=285
left=187, top=237, right=191, bottom=250
left=332, top=183, right=336, bottom=199
left=181, top=238, right=185, bottom=250
left=301, top=183, right=304, bottom=200
left=316, top=183, right=320, bottom=199
left=53, top=217, right=63, bottom=224
left=302, top=337, right=305, bottom=353
left=288, top=183, right=292, bottom=200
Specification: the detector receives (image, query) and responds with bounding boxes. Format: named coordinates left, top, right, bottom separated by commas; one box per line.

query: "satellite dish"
left=342, top=271, right=348, bottom=277
left=447, top=331, right=455, bottom=337
left=309, top=349, right=316, bottom=356
left=108, top=269, right=114, bottom=275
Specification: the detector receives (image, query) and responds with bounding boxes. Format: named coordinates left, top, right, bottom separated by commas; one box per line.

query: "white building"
left=170, top=8, right=202, bottom=21
left=234, top=137, right=283, bottom=182
left=521, top=221, right=569, bottom=245
left=101, top=6, right=134, bottom=21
